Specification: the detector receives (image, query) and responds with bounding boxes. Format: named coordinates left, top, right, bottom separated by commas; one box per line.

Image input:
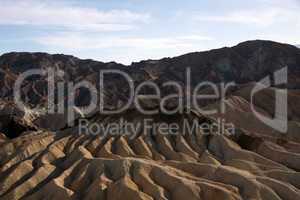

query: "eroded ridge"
left=1, top=112, right=300, bottom=200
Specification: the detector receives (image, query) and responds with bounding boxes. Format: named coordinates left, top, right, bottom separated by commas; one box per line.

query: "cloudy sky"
left=0, top=0, right=299, bottom=64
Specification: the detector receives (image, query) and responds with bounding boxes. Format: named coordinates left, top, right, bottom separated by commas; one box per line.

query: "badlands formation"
left=1, top=40, right=300, bottom=199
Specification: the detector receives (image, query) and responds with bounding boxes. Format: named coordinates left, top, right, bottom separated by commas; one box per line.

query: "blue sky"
left=0, top=0, right=299, bottom=64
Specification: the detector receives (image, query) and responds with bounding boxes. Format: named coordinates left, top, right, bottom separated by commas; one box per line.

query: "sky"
left=0, top=0, right=300, bottom=64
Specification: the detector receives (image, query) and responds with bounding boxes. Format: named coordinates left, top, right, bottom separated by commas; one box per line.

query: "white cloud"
left=194, top=7, right=300, bottom=27
left=34, top=33, right=214, bottom=64
left=35, top=33, right=214, bottom=50
left=0, top=0, right=150, bottom=31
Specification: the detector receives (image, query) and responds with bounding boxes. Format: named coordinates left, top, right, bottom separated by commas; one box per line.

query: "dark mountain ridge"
left=1, top=40, right=299, bottom=114
left=1, top=40, right=300, bottom=86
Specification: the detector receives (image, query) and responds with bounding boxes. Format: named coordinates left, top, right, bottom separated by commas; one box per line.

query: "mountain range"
left=1, top=40, right=300, bottom=200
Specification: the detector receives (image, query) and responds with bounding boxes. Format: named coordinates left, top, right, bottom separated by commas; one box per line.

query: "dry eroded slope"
left=1, top=111, right=300, bottom=200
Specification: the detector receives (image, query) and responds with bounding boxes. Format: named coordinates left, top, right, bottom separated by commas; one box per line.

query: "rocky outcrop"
left=0, top=113, right=300, bottom=199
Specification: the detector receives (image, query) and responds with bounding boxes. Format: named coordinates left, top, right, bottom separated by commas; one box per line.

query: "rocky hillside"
left=1, top=40, right=300, bottom=200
